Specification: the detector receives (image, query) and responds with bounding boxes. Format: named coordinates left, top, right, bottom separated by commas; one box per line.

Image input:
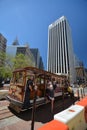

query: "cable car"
left=7, top=67, right=68, bottom=112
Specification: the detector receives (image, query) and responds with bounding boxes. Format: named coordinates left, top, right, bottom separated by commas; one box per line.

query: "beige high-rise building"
left=47, top=16, right=76, bottom=83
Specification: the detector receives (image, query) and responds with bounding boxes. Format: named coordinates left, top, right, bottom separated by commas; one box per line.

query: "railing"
left=76, top=87, right=85, bottom=100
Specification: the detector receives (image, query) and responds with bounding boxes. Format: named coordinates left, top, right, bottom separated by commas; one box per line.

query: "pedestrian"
left=46, top=80, right=54, bottom=112
left=22, top=76, right=34, bottom=109
left=67, top=84, right=74, bottom=98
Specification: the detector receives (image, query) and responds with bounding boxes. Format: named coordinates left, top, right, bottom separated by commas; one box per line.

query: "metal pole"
left=83, top=87, right=85, bottom=96
left=77, top=88, right=80, bottom=101
left=72, top=90, right=75, bottom=105
left=62, top=87, right=65, bottom=110
left=81, top=88, right=83, bottom=98
left=31, top=90, right=37, bottom=130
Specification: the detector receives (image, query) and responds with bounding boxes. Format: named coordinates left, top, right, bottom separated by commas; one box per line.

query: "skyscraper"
left=47, top=16, right=76, bottom=83
left=30, top=48, right=44, bottom=70
left=30, top=48, right=40, bottom=68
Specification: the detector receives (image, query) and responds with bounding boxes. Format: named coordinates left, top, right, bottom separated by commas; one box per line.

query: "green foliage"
left=0, top=66, right=12, bottom=78
left=13, top=53, right=35, bottom=69
left=0, top=52, right=13, bottom=78
left=0, top=52, right=35, bottom=79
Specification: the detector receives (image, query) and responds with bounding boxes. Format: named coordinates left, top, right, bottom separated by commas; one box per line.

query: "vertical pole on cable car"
left=72, top=90, right=75, bottom=105
left=62, top=87, right=64, bottom=110
left=83, top=87, right=85, bottom=96
left=31, top=77, right=37, bottom=130
left=77, top=88, right=80, bottom=101
left=81, top=88, right=83, bottom=99
left=61, top=78, right=65, bottom=110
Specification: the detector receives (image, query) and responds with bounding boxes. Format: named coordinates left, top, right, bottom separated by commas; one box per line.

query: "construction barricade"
left=76, top=96, right=87, bottom=123
left=54, top=105, right=86, bottom=130
left=38, top=120, right=69, bottom=130
left=38, top=97, right=87, bottom=130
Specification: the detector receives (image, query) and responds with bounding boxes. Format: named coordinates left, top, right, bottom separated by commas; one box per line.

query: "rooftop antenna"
left=12, top=36, right=19, bottom=45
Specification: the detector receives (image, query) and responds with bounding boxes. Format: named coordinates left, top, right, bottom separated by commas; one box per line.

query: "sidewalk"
left=0, top=87, right=85, bottom=130
left=0, top=117, right=43, bottom=130
left=0, top=100, right=43, bottom=130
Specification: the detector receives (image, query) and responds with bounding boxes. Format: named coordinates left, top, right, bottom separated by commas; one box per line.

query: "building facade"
left=6, top=44, right=35, bottom=67
left=30, top=48, right=44, bottom=69
left=74, top=55, right=86, bottom=84
left=0, top=33, right=7, bottom=66
left=47, top=16, right=76, bottom=83
left=30, top=48, right=40, bottom=68
left=75, top=66, right=85, bottom=84
left=39, top=56, right=44, bottom=70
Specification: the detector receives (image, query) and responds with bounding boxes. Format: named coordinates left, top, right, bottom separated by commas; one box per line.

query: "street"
left=0, top=87, right=87, bottom=130
left=0, top=96, right=78, bottom=130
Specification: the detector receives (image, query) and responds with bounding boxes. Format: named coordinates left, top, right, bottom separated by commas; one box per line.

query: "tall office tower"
left=39, top=56, right=44, bottom=70
left=30, top=48, right=44, bottom=69
left=47, top=16, right=76, bottom=83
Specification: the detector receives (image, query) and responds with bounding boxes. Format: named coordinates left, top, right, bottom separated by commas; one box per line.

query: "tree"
left=0, top=52, right=35, bottom=80
left=0, top=52, right=13, bottom=79
left=13, top=53, right=35, bottom=69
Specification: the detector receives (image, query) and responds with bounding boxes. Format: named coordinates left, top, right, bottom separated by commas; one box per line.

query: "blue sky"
left=0, top=0, right=87, bottom=69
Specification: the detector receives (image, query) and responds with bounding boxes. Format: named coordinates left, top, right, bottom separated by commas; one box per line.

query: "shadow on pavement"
left=8, top=96, right=78, bottom=123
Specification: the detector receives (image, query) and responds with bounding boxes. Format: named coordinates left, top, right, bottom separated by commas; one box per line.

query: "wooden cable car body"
left=7, top=67, right=68, bottom=112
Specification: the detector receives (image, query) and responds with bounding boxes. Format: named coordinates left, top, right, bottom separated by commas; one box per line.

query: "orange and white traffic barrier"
left=38, top=97, right=87, bottom=130
left=76, top=96, right=87, bottom=123
left=54, top=105, right=86, bottom=130
left=38, top=120, right=69, bottom=130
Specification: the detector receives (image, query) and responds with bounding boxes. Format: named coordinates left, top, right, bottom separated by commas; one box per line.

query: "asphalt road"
left=0, top=89, right=84, bottom=130
left=8, top=96, right=78, bottom=124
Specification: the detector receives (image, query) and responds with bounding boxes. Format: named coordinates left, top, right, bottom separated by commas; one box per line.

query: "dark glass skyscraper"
left=30, top=48, right=44, bottom=69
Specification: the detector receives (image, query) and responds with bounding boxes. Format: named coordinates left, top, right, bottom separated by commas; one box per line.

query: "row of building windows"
left=48, top=19, right=69, bottom=74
